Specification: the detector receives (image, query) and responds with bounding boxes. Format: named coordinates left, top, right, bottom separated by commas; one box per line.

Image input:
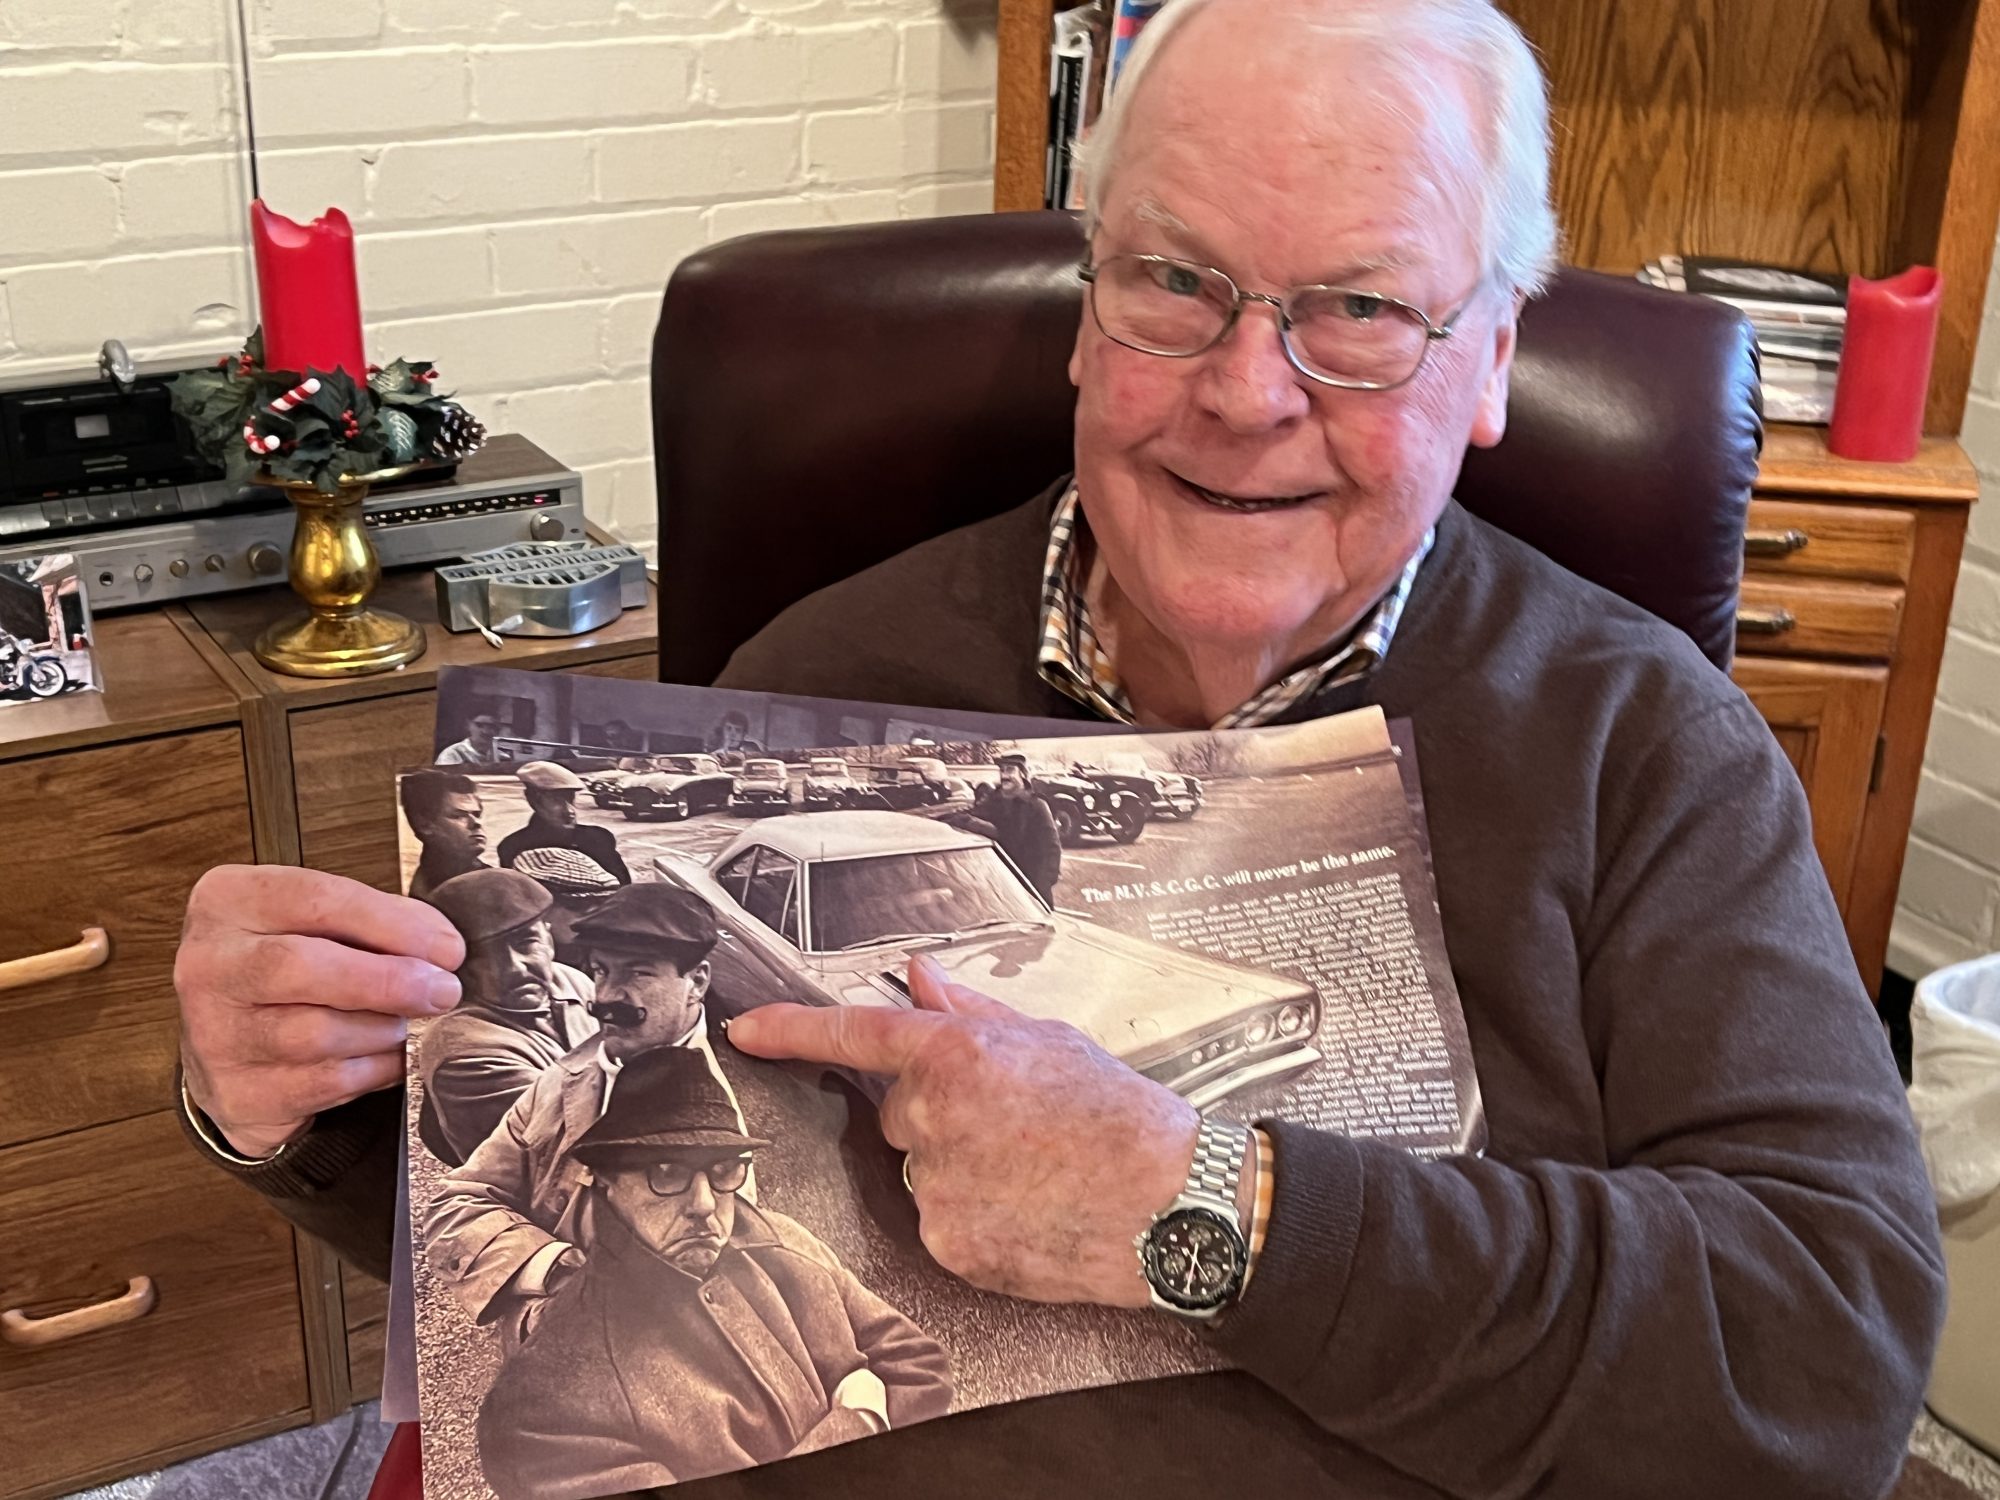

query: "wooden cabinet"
left=0, top=1114, right=307, bottom=1500
left=1732, top=429, right=1979, bottom=991
left=0, top=612, right=305, bottom=1500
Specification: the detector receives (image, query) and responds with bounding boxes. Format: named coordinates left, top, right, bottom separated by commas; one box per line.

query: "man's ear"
left=1468, top=292, right=1523, bottom=450
left=1069, top=304, right=1089, bottom=390
left=688, top=959, right=712, bottom=1004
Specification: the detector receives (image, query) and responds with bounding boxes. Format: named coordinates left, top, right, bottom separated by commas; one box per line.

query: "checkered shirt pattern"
left=1036, top=485, right=1431, bottom=728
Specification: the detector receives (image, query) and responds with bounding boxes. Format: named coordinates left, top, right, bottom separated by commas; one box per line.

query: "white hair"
left=1076, top=0, right=1562, bottom=298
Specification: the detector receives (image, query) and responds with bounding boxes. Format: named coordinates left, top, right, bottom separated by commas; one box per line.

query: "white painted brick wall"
left=1890, top=228, right=2000, bottom=975
left=1, top=0, right=999, bottom=551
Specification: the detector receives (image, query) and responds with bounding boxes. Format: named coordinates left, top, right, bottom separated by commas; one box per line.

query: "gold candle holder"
left=253, top=463, right=428, bottom=678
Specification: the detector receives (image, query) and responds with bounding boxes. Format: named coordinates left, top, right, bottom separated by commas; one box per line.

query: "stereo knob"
left=169, top=558, right=190, bottom=578
left=528, top=513, right=566, bottom=542
left=133, top=564, right=154, bottom=584
left=204, top=554, right=225, bottom=573
left=249, top=542, right=285, bottom=576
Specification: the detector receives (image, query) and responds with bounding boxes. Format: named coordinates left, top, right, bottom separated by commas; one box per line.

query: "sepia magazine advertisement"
left=397, top=667, right=1478, bottom=1500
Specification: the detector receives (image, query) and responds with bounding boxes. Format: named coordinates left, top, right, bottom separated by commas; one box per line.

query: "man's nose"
left=685, top=1174, right=717, bottom=1214
left=1200, top=300, right=1311, bottom=433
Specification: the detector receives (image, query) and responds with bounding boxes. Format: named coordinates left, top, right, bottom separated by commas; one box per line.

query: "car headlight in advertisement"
left=1276, top=1003, right=1309, bottom=1037
left=1245, top=1012, right=1274, bottom=1046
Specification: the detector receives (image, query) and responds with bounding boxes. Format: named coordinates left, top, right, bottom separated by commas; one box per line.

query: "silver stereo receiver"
left=0, top=434, right=588, bottom=611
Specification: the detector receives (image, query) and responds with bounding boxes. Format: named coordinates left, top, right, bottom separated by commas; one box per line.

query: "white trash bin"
left=1909, top=952, right=2000, bottom=1458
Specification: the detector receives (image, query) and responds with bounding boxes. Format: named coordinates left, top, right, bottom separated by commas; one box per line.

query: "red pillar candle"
left=250, top=200, right=368, bottom=380
left=1828, top=266, right=1942, bottom=463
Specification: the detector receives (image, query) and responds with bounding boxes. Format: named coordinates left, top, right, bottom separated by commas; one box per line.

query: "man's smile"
left=1165, top=468, right=1323, bottom=513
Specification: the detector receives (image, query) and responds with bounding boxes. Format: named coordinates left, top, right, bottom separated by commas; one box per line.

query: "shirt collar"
left=1036, top=484, right=1431, bottom=728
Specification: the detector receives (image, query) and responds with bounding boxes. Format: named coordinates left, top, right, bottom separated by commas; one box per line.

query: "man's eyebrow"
left=1122, top=202, right=1421, bottom=283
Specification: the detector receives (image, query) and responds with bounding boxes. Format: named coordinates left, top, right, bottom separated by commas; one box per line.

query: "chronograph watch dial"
left=1137, top=1117, right=1251, bottom=1320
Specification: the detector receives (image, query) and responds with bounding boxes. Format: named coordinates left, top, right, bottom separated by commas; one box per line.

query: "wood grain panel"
left=0, top=1111, right=306, bottom=1498
left=0, top=729, right=253, bottom=1148
left=1732, top=657, right=1889, bottom=920
left=0, top=611, right=239, bottom=765
left=1499, top=0, right=1955, bottom=276
left=1755, top=425, right=1980, bottom=502
left=1842, top=502, right=1972, bottom=993
left=291, top=655, right=659, bottom=891
left=1743, top=500, right=1915, bottom=583
left=1736, top=576, right=1904, bottom=660
left=341, top=1261, right=387, bottom=1403
left=995, top=0, right=1058, bottom=212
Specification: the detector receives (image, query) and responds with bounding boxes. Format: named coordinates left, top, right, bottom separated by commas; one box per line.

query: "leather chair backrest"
left=652, top=211, right=1762, bottom=686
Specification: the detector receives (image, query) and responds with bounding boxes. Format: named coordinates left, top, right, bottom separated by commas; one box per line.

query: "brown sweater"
left=190, top=491, right=1943, bottom=1500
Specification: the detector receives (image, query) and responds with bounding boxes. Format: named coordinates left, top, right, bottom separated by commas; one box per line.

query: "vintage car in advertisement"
left=731, top=758, right=794, bottom=813
left=655, top=811, right=1322, bottom=1111
left=1094, top=753, right=1204, bottom=821
left=802, top=757, right=865, bottom=810
left=1025, top=762, right=1150, bottom=846
left=582, top=764, right=649, bottom=810
left=854, top=756, right=968, bottom=811
left=617, top=753, right=736, bottom=821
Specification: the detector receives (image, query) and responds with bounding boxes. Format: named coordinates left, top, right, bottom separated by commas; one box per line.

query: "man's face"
left=1069, top=2, right=1518, bottom=672
left=587, top=949, right=710, bottom=1058
left=461, top=920, right=557, bottom=1012
left=417, top=790, right=485, bottom=863
left=468, top=715, right=499, bottom=750
left=527, top=786, right=580, bottom=829
left=602, top=1151, right=748, bottom=1278
left=998, top=764, right=1030, bottom=795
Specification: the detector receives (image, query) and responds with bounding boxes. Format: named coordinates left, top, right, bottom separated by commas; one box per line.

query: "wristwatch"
left=1136, top=1116, right=1251, bottom=1320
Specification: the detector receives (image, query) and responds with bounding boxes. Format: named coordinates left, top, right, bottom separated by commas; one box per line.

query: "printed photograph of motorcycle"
left=0, top=555, right=98, bottom=709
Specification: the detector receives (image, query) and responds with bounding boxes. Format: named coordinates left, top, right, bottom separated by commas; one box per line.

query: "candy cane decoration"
left=242, top=376, right=323, bottom=454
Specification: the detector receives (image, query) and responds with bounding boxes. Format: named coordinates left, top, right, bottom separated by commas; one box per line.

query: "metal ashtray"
left=433, top=541, right=648, bottom=638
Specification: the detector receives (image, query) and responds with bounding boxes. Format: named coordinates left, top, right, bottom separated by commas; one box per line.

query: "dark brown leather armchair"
left=651, top=211, right=1762, bottom=686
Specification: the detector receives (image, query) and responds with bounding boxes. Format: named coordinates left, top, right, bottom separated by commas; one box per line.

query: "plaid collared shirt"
left=1036, top=485, right=1431, bottom=728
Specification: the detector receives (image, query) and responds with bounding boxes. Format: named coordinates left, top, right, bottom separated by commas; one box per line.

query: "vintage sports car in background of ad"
left=1098, top=752, right=1203, bottom=820
left=854, top=756, right=968, bottom=811
left=583, top=765, right=649, bottom=809
left=802, top=756, right=865, bottom=809
left=618, top=753, right=736, bottom=821
left=1024, top=762, right=1150, bottom=847
left=732, top=758, right=794, bottom=813
left=655, top=811, right=1322, bottom=1110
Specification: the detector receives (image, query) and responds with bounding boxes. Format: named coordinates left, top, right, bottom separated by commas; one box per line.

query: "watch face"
left=1142, top=1207, right=1246, bottom=1312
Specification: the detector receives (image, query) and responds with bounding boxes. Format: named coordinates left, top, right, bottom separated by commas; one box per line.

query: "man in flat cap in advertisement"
left=415, top=868, right=599, bottom=1167
left=473, top=1046, right=954, bottom=1499
left=425, top=881, right=754, bottom=1343
left=497, top=760, right=631, bottom=885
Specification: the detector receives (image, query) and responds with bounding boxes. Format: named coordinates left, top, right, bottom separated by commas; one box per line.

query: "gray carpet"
left=61, top=1403, right=391, bottom=1500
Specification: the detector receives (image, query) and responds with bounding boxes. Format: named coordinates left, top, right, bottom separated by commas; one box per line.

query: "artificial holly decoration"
left=168, top=330, right=485, bottom=494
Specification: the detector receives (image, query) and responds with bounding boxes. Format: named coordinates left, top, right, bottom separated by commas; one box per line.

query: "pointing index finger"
left=726, top=1002, right=946, bottom=1077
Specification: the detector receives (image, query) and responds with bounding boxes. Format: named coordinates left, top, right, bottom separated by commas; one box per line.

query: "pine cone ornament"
left=432, top=404, right=487, bottom=460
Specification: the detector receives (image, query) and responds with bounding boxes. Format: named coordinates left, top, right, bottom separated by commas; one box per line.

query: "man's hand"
left=176, top=865, right=465, bottom=1159
left=728, top=953, right=1198, bottom=1308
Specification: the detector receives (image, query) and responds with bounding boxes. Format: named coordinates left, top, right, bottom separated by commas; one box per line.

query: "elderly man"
left=172, top=1, right=1942, bottom=1496
left=424, top=881, right=753, bottom=1343
left=400, top=769, right=490, bottom=902
left=496, top=760, right=632, bottom=884
left=414, top=869, right=598, bottom=1167
left=472, top=1046, right=953, bottom=1498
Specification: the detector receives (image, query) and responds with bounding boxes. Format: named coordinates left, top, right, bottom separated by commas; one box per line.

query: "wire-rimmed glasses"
left=1079, top=253, right=1475, bottom=391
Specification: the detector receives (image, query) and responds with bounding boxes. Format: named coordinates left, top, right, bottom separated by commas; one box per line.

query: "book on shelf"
left=1640, top=254, right=1849, bottom=426
left=1045, top=4, right=1108, bottom=211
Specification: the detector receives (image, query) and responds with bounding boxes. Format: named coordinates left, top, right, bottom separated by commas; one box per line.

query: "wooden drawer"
left=290, top=654, right=658, bottom=890
left=1743, top=500, right=1916, bottom=584
left=1735, top=576, right=1904, bottom=661
left=0, top=1111, right=306, bottom=1498
left=0, top=728, right=254, bottom=1149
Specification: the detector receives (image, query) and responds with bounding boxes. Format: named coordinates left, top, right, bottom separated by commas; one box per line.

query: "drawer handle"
left=2, top=1276, right=155, bottom=1348
left=1745, top=528, right=1810, bottom=558
left=0, top=926, right=110, bottom=995
left=1737, top=607, right=1799, bottom=637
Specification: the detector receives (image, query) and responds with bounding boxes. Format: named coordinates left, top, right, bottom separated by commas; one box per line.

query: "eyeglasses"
left=645, top=1156, right=751, bottom=1197
left=1079, top=254, right=1476, bottom=391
